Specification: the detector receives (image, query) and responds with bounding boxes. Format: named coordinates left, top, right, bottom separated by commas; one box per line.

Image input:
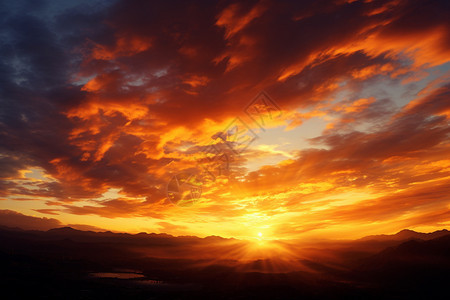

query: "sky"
left=0, top=0, right=449, bottom=240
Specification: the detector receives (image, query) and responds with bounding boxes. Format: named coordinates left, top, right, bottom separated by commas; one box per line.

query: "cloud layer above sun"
left=0, top=0, right=449, bottom=239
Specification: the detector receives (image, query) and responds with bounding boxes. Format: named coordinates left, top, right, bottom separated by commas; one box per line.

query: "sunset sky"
left=1, top=0, right=449, bottom=240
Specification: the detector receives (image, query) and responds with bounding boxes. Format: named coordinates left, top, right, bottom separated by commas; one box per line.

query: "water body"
left=90, top=272, right=145, bottom=279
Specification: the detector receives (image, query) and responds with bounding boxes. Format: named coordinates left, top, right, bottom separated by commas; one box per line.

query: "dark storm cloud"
left=0, top=0, right=113, bottom=199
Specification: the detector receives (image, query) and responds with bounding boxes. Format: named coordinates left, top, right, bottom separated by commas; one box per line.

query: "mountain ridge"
left=358, top=229, right=449, bottom=241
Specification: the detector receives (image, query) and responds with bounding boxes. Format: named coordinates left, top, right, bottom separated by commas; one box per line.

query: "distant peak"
left=359, top=228, right=449, bottom=242
left=48, top=226, right=78, bottom=232
left=396, top=229, right=417, bottom=234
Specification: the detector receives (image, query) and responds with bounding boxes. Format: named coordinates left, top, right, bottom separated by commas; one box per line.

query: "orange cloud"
left=216, top=2, right=267, bottom=39
left=91, top=34, right=152, bottom=60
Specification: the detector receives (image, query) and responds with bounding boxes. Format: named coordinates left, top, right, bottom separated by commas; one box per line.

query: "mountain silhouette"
left=1, top=226, right=449, bottom=299
left=359, top=228, right=449, bottom=241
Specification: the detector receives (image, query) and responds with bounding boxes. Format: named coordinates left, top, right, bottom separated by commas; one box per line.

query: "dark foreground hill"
left=0, top=226, right=449, bottom=299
